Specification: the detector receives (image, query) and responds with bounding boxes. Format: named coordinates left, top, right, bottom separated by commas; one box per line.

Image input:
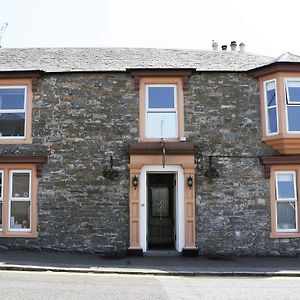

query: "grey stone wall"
left=1, top=71, right=299, bottom=256
left=0, top=73, right=138, bottom=254
left=185, top=73, right=300, bottom=256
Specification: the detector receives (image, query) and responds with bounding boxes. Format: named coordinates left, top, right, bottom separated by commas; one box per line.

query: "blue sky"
left=1, top=0, right=299, bottom=57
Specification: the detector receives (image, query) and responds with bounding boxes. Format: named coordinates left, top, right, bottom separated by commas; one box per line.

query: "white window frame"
left=285, top=78, right=300, bottom=104
left=0, top=86, right=27, bottom=139
left=275, top=171, right=298, bottom=232
left=264, top=79, right=279, bottom=136
left=284, top=78, right=300, bottom=133
left=145, top=84, right=178, bottom=139
left=8, top=170, right=32, bottom=232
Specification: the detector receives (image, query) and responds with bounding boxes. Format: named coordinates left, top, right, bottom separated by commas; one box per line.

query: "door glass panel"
left=277, top=202, right=296, bottom=230
left=151, top=187, right=169, bottom=217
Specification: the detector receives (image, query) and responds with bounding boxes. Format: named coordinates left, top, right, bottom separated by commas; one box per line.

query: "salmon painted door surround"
left=128, top=149, right=198, bottom=256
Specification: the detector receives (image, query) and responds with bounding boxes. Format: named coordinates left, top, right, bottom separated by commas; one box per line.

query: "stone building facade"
left=0, top=48, right=300, bottom=256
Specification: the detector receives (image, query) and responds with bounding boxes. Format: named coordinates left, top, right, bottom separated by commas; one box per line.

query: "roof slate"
left=0, top=47, right=274, bottom=73
left=271, top=52, right=300, bottom=64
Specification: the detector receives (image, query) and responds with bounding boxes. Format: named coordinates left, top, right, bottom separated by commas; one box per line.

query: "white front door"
left=140, top=165, right=185, bottom=252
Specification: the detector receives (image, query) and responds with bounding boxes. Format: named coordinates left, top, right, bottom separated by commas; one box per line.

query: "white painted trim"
left=140, top=165, right=185, bottom=252
left=284, top=78, right=300, bottom=133
left=275, top=171, right=298, bottom=232
left=0, top=86, right=27, bottom=139
left=145, top=84, right=178, bottom=139
left=264, top=79, right=279, bottom=136
left=8, top=170, right=32, bottom=232
left=285, top=78, right=300, bottom=104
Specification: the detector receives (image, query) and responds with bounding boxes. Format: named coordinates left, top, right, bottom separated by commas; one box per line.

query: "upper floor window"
left=285, top=79, right=300, bottom=132
left=146, top=85, right=177, bottom=138
left=264, top=80, right=278, bottom=135
left=260, top=75, right=300, bottom=154
left=138, top=76, right=185, bottom=141
left=0, top=87, right=27, bottom=138
left=0, top=79, right=33, bottom=144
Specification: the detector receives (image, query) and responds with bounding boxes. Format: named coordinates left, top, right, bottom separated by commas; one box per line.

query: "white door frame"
left=140, top=165, right=185, bottom=252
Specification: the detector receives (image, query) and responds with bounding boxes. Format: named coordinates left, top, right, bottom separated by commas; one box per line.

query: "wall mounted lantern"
left=132, top=175, right=139, bottom=190
left=187, top=175, right=193, bottom=189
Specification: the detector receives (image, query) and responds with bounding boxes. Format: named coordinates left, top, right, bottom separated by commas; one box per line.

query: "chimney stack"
left=239, top=42, right=245, bottom=53
left=221, top=45, right=227, bottom=51
left=212, top=41, right=218, bottom=51
left=230, top=41, right=237, bottom=51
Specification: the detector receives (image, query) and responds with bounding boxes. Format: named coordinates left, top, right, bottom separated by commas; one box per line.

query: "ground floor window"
left=0, top=164, right=37, bottom=237
left=270, top=166, right=300, bottom=238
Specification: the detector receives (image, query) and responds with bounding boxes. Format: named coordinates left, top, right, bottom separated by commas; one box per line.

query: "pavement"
left=0, top=249, right=300, bottom=276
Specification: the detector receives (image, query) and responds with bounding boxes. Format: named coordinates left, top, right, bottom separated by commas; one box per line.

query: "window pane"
left=148, top=87, right=175, bottom=109
left=0, top=88, right=25, bottom=109
left=287, top=81, right=300, bottom=103
left=147, top=112, right=177, bottom=138
left=10, top=201, right=30, bottom=229
left=266, top=82, right=276, bottom=106
left=287, top=106, right=300, bottom=131
left=12, top=173, right=30, bottom=198
left=277, top=174, right=295, bottom=199
left=268, top=107, right=278, bottom=133
left=0, top=113, right=25, bottom=137
left=277, top=202, right=296, bottom=230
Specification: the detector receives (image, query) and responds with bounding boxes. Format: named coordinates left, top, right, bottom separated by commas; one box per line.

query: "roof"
left=249, top=52, right=300, bottom=77
left=0, top=47, right=274, bottom=73
left=270, top=52, right=300, bottom=64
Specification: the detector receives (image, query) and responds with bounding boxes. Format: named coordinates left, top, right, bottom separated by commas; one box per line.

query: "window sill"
left=262, top=135, right=300, bottom=154
left=270, top=232, right=300, bottom=239
left=0, top=231, right=38, bottom=238
left=0, top=137, right=32, bottom=145
left=138, top=138, right=180, bottom=142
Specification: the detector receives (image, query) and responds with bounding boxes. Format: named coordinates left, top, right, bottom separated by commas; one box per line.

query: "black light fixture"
left=132, top=175, right=138, bottom=190
left=187, top=175, right=193, bottom=189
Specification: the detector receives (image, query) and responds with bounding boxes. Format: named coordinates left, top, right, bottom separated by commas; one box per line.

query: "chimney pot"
left=239, top=42, right=245, bottom=53
left=212, top=41, right=218, bottom=51
left=221, top=45, right=227, bottom=51
left=230, top=41, right=237, bottom=51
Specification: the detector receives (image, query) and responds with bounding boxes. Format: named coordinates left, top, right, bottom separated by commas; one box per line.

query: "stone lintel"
left=259, top=155, right=300, bottom=179
left=128, top=141, right=197, bottom=156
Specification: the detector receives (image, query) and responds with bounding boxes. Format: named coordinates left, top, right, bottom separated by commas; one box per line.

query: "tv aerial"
left=0, top=23, right=8, bottom=48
